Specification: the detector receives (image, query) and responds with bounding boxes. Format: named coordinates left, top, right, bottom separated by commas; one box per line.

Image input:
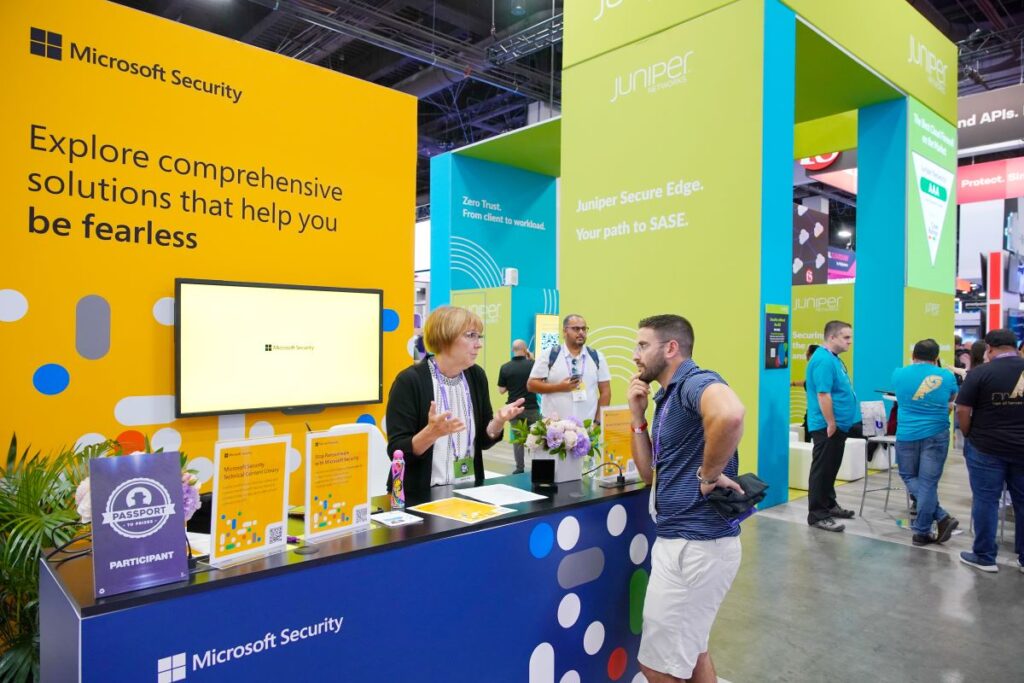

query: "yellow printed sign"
left=304, top=431, right=370, bottom=541
left=600, top=406, right=634, bottom=479
left=210, top=436, right=290, bottom=565
left=410, top=497, right=514, bottom=524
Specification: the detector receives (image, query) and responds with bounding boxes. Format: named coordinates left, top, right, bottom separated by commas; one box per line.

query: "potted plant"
left=0, top=434, right=112, bottom=682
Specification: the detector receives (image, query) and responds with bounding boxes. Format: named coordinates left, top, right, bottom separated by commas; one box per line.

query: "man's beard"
left=638, top=357, right=667, bottom=383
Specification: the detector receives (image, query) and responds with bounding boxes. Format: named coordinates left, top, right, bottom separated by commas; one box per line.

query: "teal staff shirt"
left=891, top=363, right=957, bottom=441
left=806, top=347, right=861, bottom=432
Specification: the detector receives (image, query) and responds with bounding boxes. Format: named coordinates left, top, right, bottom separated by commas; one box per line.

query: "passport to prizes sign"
left=211, top=436, right=290, bottom=566
left=89, top=450, right=187, bottom=597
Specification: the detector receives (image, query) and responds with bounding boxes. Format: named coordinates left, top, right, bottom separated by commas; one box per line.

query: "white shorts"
left=638, top=536, right=742, bottom=679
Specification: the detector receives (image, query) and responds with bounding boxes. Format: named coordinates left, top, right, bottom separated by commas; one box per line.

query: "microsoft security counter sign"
left=89, top=451, right=188, bottom=597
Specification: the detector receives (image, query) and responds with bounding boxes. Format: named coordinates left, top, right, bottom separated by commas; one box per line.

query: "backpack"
left=547, top=344, right=600, bottom=373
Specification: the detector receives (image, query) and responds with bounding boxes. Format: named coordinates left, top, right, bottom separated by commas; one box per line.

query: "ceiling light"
left=837, top=229, right=852, bottom=238
left=511, top=0, right=527, bottom=17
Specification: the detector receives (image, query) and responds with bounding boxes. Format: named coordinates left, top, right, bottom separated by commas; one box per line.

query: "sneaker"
left=912, top=533, right=937, bottom=546
left=936, top=516, right=960, bottom=544
left=959, top=552, right=999, bottom=573
left=828, top=506, right=856, bottom=519
left=810, top=517, right=846, bottom=532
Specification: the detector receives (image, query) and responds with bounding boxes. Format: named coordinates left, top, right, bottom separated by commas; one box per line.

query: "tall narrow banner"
left=907, top=98, right=956, bottom=293
left=305, top=430, right=370, bottom=541
left=764, top=305, right=790, bottom=370
left=210, top=435, right=290, bottom=566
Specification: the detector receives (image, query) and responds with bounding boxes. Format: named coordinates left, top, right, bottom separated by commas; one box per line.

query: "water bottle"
left=390, top=450, right=405, bottom=510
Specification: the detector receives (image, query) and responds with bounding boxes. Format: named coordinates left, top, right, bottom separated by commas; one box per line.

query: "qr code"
left=354, top=506, right=368, bottom=524
left=267, top=523, right=284, bottom=545
left=540, top=332, right=559, bottom=351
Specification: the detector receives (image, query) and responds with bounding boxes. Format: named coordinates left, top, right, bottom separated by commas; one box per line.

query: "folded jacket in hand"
left=705, top=473, right=769, bottom=520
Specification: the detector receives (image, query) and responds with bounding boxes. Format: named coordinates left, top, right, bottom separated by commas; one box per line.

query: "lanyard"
left=993, top=351, right=1019, bottom=360
left=429, top=359, right=474, bottom=475
left=564, top=350, right=586, bottom=378
left=652, top=391, right=672, bottom=469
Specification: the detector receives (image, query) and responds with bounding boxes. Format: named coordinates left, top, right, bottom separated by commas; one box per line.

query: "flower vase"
left=531, top=451, right=582, bottom=483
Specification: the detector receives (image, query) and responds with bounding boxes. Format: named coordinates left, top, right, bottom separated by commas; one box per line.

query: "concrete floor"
left=484, top=442, right=1024, bottom=682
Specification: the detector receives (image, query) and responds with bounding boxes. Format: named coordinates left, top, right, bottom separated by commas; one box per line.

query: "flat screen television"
left=175, top=279, right=383, bottom=417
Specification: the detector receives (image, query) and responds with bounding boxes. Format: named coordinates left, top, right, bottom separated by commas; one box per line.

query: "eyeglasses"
left=567, top=326, right=589, bottom=333
left=634, top=340, right=668, bottom=352
left=463, top=331, right=484, bottom=342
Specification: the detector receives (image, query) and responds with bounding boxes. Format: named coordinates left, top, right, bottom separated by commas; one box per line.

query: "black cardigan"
left=385, top=360, right=500, bottom=503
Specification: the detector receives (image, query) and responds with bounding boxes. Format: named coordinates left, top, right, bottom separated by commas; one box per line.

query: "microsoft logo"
left=157, top=653, right=186, bottom=682
left=265, top=344, right=272, bottom=351
left=30, top=27, right=62, bottom=61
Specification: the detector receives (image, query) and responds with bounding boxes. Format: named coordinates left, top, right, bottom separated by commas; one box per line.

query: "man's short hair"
left=984, top=328, right=1018, bottom=349
left=423, top=305, right=482, bottom=354
left=823, top=320, right=851, bottom=340
left=638, top=314, right=694, bottom=355
left=562, top=313, right=584, bottom=329
left=912, top=338, right=940, bottom=361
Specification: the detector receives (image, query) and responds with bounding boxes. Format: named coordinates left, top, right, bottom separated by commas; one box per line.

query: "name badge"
left=452, top=454, right=474, bottom=484
left=572, top=381, right=588, bottom=403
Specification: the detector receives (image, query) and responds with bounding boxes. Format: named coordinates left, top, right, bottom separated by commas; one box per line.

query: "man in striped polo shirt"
left=628, top=314, right=745, bottom=683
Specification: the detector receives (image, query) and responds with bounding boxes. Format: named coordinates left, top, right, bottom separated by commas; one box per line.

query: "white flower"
left=526, top=433, right=542, bottom=450
left=75, top=477, right=92, bottom=523
left=563, top=430, right=579, bottom=448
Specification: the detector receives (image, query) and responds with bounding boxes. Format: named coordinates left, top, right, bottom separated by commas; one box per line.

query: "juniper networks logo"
left=30, top=27, right=62, bottom=61
left=610, top=51, right=694, bottom=103
left=908, top=34, right=947, bottom=94
left=28, top=26, right=244, bottom=104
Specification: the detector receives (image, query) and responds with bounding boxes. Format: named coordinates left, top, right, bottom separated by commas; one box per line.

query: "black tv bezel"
left=174, top=277, right=384, bottom=418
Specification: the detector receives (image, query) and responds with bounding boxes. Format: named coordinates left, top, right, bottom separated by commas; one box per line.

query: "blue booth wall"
left=430, top=153, right=559, bottom=346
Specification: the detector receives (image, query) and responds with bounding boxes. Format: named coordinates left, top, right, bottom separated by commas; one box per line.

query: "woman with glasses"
left=385, top=306, right=525, bottom=503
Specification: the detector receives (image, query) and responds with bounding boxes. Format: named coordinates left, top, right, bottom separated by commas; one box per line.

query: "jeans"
left=511, top=408, right=541, bottom=472
left=807, top=428, right=848, bottom=523
left=964, top=440, right=1024, bottom=565
left=895, top=432, right=949, bottom=535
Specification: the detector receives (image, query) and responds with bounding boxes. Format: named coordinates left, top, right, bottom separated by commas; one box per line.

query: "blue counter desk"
left=40, top=473, right=654, bottom=682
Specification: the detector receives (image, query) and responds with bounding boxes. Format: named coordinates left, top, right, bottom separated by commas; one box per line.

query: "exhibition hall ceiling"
left=113, top=0, right=562, bottom=209
left=114, top=0, right=1021, bottom=209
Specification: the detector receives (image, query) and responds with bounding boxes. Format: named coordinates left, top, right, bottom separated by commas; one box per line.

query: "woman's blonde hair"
left=423, top=306, right=483, bottom=354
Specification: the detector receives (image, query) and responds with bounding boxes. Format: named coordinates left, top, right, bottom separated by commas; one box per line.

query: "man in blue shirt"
left=891, top=338, right=959, bottom=547
left=627, top=314, right=745, bottom=683
left=806, top=320, right=861, bottom=532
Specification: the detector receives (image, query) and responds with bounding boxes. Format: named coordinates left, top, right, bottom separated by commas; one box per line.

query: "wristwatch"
left=631, top=421, right=648, bottom=434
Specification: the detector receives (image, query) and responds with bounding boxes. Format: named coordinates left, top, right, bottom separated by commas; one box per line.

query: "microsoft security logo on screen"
left=30, top=27, right=62, bottom=60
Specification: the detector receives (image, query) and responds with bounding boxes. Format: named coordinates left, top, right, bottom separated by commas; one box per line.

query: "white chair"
left=328, top=423, right=390, bottom=497
left=789, top=436, right=867, bottom=492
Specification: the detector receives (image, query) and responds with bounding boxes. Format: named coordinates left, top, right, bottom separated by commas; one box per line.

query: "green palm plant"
left=0, top=434, right=112, bottom=682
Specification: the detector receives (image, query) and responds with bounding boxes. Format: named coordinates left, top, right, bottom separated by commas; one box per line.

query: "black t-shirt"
left=956, top=355, right=1024, bottom=457
left=497, top=356, right=539, bottom=410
